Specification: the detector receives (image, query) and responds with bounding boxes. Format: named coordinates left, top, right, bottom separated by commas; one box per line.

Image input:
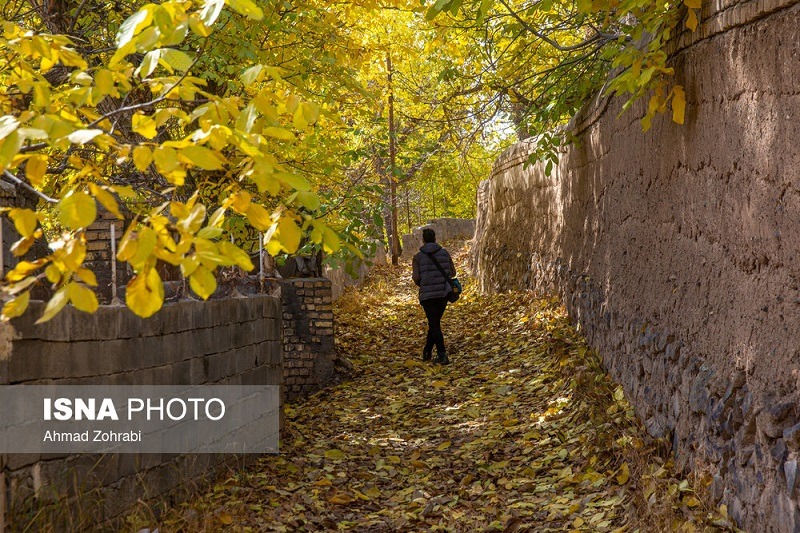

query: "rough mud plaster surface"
left=472, top=2, right=800, bottom=531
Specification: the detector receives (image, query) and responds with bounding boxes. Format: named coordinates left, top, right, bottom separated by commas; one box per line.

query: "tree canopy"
left=0, top=0, right=699, bottom=321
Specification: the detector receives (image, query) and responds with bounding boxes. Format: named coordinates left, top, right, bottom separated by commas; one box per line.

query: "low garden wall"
left=0, top=296, right=282, bottom=528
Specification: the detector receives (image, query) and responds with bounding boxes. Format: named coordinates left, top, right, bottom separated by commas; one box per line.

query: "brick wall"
left=0, top=296, right=282, bottom=528
left=277, top=278, right=336, bottom=400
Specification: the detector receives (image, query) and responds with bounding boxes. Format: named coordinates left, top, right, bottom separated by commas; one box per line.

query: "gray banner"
left=0, top=385, right=279, bottom=453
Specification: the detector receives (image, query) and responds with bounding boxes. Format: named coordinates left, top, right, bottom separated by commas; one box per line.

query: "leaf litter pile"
left=139, top=241, right=741, bottom=532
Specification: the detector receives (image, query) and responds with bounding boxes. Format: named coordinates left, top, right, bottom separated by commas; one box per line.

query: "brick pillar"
left=83, top=207, right=132, bottom=303
left=277, top=278, right=335, bottom=399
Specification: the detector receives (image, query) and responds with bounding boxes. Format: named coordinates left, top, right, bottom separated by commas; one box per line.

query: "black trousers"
left=421, top=297, right=448, bottom=354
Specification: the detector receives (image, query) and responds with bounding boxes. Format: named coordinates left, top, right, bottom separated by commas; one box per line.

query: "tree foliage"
left=0, top=0, right=700, bottom=320
left=423, top=0, right=701, bottom=167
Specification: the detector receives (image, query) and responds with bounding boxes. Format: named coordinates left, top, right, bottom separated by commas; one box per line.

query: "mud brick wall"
left=472, top=1, right=800, bottom=531
left=277, top=278, right=335, bottom=399
left=0, top=296, right=282, bottom=528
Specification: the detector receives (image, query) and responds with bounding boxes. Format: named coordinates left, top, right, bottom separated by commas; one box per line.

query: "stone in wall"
left=472, top=1, right=800, bottom=531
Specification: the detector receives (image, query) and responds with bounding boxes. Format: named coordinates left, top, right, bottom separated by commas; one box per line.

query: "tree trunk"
left=387, top=52, right=401, bottom=264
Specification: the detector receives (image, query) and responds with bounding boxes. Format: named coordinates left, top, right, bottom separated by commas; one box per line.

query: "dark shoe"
left=423, top=349, right=432, bottom=362
left=435, top=352, right=450, bottom=365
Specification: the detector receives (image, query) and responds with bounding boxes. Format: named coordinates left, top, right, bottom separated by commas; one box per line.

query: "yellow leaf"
left=265, top=215, right=301, bottom=255
left=263, top=126, right=295, bottom=141
left=179, top=145, right=226, bottom=170
left=67, top=282, right=99, bottom=313
left=616, top=463, right=630, bottom=485
left=181, top=255, right=200, bottom=277
left=228, top=0, right=264, bottom=20
left=58, top=192, right=97, bottom=230
left=189, top=264, right=217, bottom=300
left=76, top=267, right=98, bottom=286
left=245, top=203, right=272, bottom=231
left=2, top=291, right=30, bottom=320
left=66, top=129, right=103, bottom=145
left=230, top=190, right=252, bottom=213
left=36, top=287, right=69, bottom=324
left=89, top=184, right=123, bottom=219
left=684, top=0, right=701, bottom=9
left=324, top=449, right=345, bottom=460
left=436, top=441, right=452, bottom=451
left=321, top=225, right=341, bottom=254
left=25, top=154, right=48, bottom=186
left=685, top=8, right=699, bottom=31
left=126, top=269, right=164, bottom=318
left=94, top=69, right=115, bottom=94
left=684, top=495, right=701, bottom=507
left=613, top=385, right=625, bottom=402
left=363, top=486, right=381, bottom=499
left=132, top=113, right=158, bottom=139
left=432, top=380, right=447, bottom=388
left=300, top=101, right=320, bottom=125
left=8, top=208, right=38, bottom=238
left=327, top=492, right=354, bottom=505
left=132, top=146, right=153, bottom=171
left=672, top=86, right=686, bottom=124
left=11, top=236, right=35, bottom=257
left=219, top=241, right=254, bottom=271
left=44, top=264, right=61, bottom=284
left=218, top=512, right=233, bottom=525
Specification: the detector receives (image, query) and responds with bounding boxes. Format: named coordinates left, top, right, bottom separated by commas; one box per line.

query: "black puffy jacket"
left=412, top=243, right=456, bottom=302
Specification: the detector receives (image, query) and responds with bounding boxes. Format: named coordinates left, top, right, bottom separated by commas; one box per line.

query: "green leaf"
left=324, top=449, right=345, bottom=460
left=295, top=191, right=320, bottom=211
left=160, top=49, right=194, bottom=72
left=426, top=0, right=450, bottom=20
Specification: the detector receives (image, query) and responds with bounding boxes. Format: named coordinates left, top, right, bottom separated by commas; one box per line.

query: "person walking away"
left=412, top=229, right=455, bottom=365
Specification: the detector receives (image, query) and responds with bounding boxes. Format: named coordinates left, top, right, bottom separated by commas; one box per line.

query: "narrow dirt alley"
left=146, top=242, right=739, bottom=532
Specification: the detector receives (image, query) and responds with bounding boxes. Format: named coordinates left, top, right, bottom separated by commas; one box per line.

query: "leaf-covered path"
left=146, top=242, right=738, bottom=532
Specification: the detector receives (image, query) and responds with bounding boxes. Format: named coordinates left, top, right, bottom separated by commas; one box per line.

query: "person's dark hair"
left=422, top=228, right=436, bottom=243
